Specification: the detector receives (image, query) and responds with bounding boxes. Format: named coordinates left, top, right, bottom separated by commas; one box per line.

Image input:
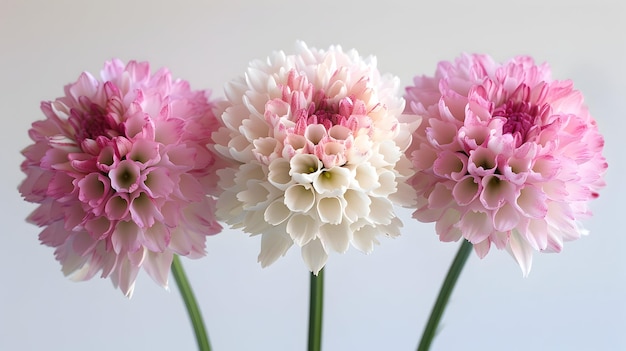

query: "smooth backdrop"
left=1, top=1, right=624, bottom=350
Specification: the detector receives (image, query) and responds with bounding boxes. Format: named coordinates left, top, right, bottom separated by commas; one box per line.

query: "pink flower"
left=213, top=41, right=419, bottom=273
left=405, top=54, right=607, bottom=275
left=19, top=59, right=222, bottom=296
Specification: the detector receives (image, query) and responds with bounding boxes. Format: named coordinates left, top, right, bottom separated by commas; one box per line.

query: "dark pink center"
left=494, top=101, right=540, bottom=145
left=70, top=99, right=121, bottom=143
left=295, top=91, right=366, bottom=132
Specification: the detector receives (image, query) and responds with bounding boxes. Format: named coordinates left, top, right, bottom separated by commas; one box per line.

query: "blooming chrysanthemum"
left=213, top=41, right=419, bottom=273
left=405, top=54, right=607, bottom=275
left=19, top=59, right=222, bottom=296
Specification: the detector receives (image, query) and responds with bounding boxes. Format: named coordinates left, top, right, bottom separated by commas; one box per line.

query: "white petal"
left=284, top=184, right=315, bottom=212
left=258, top=232, right=293, bottom=268
left=313, top=166, right=351, bottom=195
left=353, top=163, right=379, bottom=191
left=343, top=189, right=371, bottom=222
left=301, top=239, right=328, bottom=274
left=264, top=198, right=291, bottom=225
left=372, top=170, right=397, bottom=197
left=236, top=180, right=269, bottom=210
left=380, top=217, right=403, bottom=238
left=286, top=214, right=318, bottom=246
left=268, top=158, right=293, bottom=190
left=368, top=196, right=393, bottom=225
left=352, top=225, right=379, bottom=253
left=319, top=221, right=351, bottom=253
left=316, top=197, right=343, bottom=225
left=289, top=153, right=322, bottom=184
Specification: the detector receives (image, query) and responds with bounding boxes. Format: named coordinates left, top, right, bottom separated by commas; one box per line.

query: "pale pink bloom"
left=20, top=59, right=222, bottom=296
left=213, top=41, right=419, bottom=273
left=405, top=54, right=607, bottom=275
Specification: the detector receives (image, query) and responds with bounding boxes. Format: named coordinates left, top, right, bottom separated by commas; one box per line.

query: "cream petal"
left=289, top=153, right=322, bottom=184
left=301, top=239, right=328, bottom=274
left=313, top=166, right=351, bottom=195
left=372, top=170, right=397, bottom=197
left=316, top=197, right=343, bottom=225
left=264, top=198, right=291, bottom=225
left=286, top=214, right=318, bottom=246
left=284, top=184, right=315, bottom=213
left=257, top=232, right=293, bottom=268
left=352, top=225, right=379, bottom=254
left=368, top=196, right=393, bottom=225
left=343, top=189, right=370, bottom=222
left=319, top=221, right=351, bottom=253
left=268, top=158, right=293, bottom=190
left=353, top=163, right=379, bottom=191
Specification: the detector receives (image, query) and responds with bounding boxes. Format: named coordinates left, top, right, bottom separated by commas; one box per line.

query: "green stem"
left=308, top=268, right=324, bottom=351
left=171, top=255, right=211, bottom=351
left=417, top=240, right=473, bottom=351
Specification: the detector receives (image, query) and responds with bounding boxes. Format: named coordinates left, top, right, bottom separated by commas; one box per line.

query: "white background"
left=1, top=0, right=624, bottom=350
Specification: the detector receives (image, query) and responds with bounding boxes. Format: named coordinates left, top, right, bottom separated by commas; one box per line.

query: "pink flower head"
left=213, top=41, right=419, bottom=273
left=19, top=59, right=222, bottom=296
left=405, top=53, right=607, bottom=275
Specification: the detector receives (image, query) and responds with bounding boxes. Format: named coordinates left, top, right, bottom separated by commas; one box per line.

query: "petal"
left=257, top=232, right=293, bottom=267
left=312, top=166, right=351, bottom=195
left=264, top=198, right=291, bottom=225
left=508, top=231, right=534, bottom=276
left=316, top=197, right=343, bottom=225
left=301, top=239, right=328, bottom=274
left=142, top=250, right=173, bottom=288
left=319, top=221, right=351, bottom=253
left=343, top=189, right=371, bottom=222
left=352, top=225, right=380, bottom=254
left=493, top=203, right=520, bottom=232
left=515, top=185, right=548, bottom=218
left=284, top=184, right=315, bottom=213
left=286, top=214, right=318, bottom=246
left=460, top=210, right=493, bottom=243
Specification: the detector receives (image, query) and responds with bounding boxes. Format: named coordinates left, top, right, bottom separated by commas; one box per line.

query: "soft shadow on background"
left=1, top=1, right=624, bottom=350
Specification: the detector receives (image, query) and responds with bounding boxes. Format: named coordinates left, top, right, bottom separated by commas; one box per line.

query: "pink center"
left=294, top=91, right=366, bottom=133
left=494, top=101, right=540, bottom=146
left=69, top=99, right=121, bottom=144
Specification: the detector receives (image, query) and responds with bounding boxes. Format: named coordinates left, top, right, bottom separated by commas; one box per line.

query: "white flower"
left=213, top=41, right=421, bottom=273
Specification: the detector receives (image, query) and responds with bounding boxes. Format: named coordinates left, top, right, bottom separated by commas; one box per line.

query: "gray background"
left=1, top=0, right=624, bottom=350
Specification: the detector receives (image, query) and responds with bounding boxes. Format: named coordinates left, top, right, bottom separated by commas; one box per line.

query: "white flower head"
left=213, top=41, right=421, bottom=273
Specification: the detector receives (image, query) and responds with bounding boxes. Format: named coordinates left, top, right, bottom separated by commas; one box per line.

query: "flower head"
left=213, top=41, right=419, bottom=273
left=405, top=53, right=607, bottom=275
left=19, top=59, right=222, bottom=296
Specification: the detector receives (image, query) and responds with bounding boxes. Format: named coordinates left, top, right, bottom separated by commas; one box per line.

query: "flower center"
left=69, top=100, right=121, bottom=143
left=494, top=101, right=540, bottom=145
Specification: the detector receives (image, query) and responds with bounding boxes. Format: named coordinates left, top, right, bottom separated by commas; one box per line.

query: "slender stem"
left=308, top=268, right=325, bottom=351
left=171, top=255, right=211, bottom=351
left=417, top=240, right=473, bottom=351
